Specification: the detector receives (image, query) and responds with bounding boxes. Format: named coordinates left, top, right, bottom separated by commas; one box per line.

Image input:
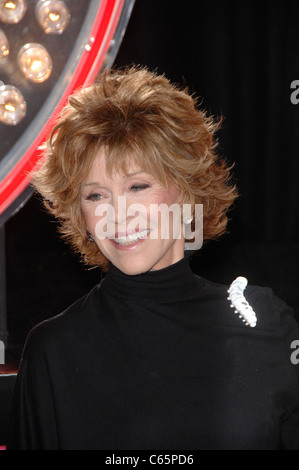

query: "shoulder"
left=242, top=281, right=296, bottom=331
left=21, top=283, right=101, bottom=359
left=198, top=274, right=298, bottom=333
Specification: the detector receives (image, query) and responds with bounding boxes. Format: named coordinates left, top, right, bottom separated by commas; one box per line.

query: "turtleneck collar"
left=101, top=253, right=201, bottom=302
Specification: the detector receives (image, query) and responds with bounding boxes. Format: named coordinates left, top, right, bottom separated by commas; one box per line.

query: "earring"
left=183, top=217, right=193, bottom=225
left=86, top=230, right=94, bottom=242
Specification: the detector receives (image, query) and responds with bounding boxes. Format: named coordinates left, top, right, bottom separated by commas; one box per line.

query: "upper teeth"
left=113, top=229, right=150, bottom=245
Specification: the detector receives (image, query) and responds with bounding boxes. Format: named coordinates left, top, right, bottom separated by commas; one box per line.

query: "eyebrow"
left=82, top=171, right=147, bottom=187
left=82, top=182, right=101, bottom=187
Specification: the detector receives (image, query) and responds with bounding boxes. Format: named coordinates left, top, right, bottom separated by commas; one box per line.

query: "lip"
left=109, top=237, right=148, bottom=251
left=108, top=228, right=151, bottom=251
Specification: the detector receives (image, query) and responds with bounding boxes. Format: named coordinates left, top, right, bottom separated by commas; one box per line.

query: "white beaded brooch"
left=227, top=276, right=257, bottom=328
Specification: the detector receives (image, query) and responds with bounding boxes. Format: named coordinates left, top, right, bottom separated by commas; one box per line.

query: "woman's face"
left=80, top=147, right=185, bottom=275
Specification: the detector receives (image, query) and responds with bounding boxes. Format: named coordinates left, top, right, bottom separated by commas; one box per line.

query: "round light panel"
left=0, top=0, right=135, bottom=225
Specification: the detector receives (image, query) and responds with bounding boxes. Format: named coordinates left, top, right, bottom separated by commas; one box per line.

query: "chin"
left=115, top=259, right=154, bottom=276
left=110, top=252, right=177, bottom=275
left=100, top=239, right=184, bottom=276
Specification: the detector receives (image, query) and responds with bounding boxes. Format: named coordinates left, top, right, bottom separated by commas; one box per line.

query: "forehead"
left=85, top=146, right=152, bottom=182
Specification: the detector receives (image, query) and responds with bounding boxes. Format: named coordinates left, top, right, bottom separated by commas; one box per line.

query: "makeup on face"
left=81, top=148, right=185, bottom=274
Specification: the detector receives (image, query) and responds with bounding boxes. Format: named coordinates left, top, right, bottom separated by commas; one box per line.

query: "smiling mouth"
left=110, top=229, right=151, bottom=246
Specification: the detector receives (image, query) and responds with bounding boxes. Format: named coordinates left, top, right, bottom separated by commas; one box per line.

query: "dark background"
left=4, top=0, right=299, bottom=363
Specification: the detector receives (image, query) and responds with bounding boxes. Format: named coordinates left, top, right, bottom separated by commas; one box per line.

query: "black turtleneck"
left=8, top=255, right=299, bottom=450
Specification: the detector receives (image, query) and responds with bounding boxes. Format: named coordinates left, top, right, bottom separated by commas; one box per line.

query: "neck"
left=101, top=252, right=199, bottom=302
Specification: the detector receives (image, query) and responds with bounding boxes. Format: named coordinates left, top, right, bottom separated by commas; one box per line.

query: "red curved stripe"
left=0, top=0, right=125, bottom=215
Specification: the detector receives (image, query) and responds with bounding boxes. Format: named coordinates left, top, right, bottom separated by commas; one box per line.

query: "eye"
left=130, top=184, right=150, bottom=192
left=86, top=192, right=102, bottom=201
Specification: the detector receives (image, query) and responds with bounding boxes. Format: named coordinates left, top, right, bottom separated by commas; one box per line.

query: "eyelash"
left=85, top=184, right=150, bottom=201
left=86, top=193, right=102, bottom=201
left=130, top=184, right=150, bottom=192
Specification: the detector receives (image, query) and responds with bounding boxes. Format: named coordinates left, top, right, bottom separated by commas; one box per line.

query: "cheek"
left=146, top=186, right=183, bottom=238
left=147, top=185, right=181, bottom=206
left=81, top=204, right=97, bottom=230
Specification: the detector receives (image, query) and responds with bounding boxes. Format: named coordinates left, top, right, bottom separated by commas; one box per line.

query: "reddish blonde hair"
left=31, top=65, right=238, bottom=270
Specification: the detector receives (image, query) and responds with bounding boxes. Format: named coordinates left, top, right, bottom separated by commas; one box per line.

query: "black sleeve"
left=7, top=326, right=59, bottom=450
left=281, top=408, right=299, bottom=449
left=267, top=291, right=299, bottom=450
left=278, top=297, right=299, bottom=450
left=246, top=284, right=299, bottom=449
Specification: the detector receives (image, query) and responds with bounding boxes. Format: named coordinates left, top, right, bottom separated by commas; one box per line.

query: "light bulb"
left=0, top=84, right=26, bottom=125
left=17, top=43, right=52, bottom=83
left=35, top=0, right=70, bottom=35
left=0, top=0, right=27, bottom=24
left=0, top=28, right=9, bottom=59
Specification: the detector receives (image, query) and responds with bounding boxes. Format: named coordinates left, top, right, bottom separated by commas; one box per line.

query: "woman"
left=8, top=66, right=299, bottom=450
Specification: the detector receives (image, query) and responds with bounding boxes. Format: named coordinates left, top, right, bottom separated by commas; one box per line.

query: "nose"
left=109, top=195, right=128, bottom=225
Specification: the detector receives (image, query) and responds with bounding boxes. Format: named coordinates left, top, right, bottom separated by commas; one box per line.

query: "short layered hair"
left=31, top=65, right=238, bottom=270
